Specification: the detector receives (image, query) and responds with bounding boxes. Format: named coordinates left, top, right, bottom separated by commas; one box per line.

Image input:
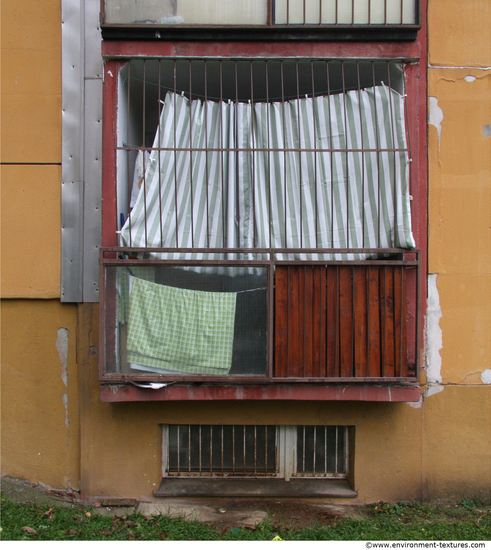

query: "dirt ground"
left=1, top=475, right=367, bottom=531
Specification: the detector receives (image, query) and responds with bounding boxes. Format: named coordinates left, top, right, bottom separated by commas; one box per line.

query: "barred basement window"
left=161, top=425, right=350, bottom=480
left=100, top=56, right=421, bottom=384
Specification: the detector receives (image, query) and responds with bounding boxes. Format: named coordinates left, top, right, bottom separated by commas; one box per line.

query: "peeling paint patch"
left=482, top=369, right=491, bottom=384
left=484, top=125, right=491, bottom=137
left=428, top=97, right=444, bottom=142
left=425, top=385, right=444, bottom=398
left=407, top=395, right=423, bottom=408
left=426, top=275, right=443, bottom=385
left=62, top=393, right=69, bottom=428
left=464, top=75, right=476, bottom=82
left=56, top=328, right=69, bottom=387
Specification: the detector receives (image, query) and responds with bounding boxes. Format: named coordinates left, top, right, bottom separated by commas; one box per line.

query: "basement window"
left=155, top=425, right=356, bottom=497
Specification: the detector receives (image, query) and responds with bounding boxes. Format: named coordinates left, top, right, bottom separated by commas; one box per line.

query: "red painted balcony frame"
left=99, top=6, right=427, bottom=402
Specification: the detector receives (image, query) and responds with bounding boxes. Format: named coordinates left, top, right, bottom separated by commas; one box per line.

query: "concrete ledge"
left=100, top=383, right=421, bottom=402
left=155, top=478, right=357, bottom=498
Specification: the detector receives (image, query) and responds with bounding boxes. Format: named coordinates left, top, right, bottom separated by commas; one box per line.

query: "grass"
left=1, top=495, right=490, bottom=541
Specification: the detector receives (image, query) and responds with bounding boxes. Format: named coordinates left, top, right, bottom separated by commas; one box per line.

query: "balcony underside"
left=100, top=383, right=421, bottom=402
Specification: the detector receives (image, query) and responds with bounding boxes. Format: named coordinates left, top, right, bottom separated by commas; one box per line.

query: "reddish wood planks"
left=274, top=265, right=408, bottom=379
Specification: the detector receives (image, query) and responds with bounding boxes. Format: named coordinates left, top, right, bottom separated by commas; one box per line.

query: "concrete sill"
left=154, top=478, right=357, bottom=498
left=100, top=383, right=421, bottom=402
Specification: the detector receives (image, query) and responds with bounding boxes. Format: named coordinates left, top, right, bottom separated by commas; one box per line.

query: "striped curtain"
left=120, top=87, right=414, bottom=259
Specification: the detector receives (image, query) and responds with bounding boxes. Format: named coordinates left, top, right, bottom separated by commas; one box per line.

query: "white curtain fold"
left=120, top=86, right=415, bottom=260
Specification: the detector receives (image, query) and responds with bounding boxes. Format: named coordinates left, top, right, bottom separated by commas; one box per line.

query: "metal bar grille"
left=116, top=58, right=413, bottom=256
left=294, top=425, right=348, bottom=477
left=164, top=425, right=349, bottom=479
left=166, top=425, right=278, bottom=477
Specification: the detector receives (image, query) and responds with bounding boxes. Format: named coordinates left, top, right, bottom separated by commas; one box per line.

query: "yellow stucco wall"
left=1, top=0, right=490, bottom=503
left=1, top=300, right=80, bottom=490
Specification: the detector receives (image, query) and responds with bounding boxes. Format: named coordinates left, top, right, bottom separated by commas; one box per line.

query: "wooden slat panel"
left=274, top=264, right=408, bottom=380
left=338, top=266, right=353, bottom=378
left=325, top=267, right=339, bottom=378
left=288, top=266, right=304, bottom=377
left=367, top=267, right=382, bottom=377
left=394, top=267, right=407, bottom=377
left=353, top=267, right=368, bottom=378
left=381, top=267, right=396, bottom=378
left=274, top=265, right=289, bottom=377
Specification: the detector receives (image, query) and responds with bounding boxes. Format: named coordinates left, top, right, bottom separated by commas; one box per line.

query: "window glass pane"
left=274, top=0, right=416, bottom=24
left=106, top=265, right=268, bottom=377
left=104, top=0, right=268, bottom=25
left=103, top=0, right=416, bottom=26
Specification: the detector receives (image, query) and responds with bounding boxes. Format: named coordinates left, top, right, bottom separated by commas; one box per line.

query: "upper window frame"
left=100, top=0, right=421, bottom=42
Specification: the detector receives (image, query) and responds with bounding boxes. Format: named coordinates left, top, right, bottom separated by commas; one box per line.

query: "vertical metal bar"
left=280, top=61, right=288, bottom=249
left=220, top=61, right=225, bottom=249
left=367, top=265, right=371, bottom=377
left=173, top=61, right=179, bottom=248
left=254, top=425, right=257, bottom=474
left=344, top=426, right=349, bottom=475
left=287, top=0, right=290, bottom=25
left=266, top=61, right=272, bottom=250
left=326, top=61, right=334, bottom=247
left=157, top=60, right=163, bottom=246
left=235, top=61, right=240, bottom=248
left=204, top=60, right=210, bottom=248
left=188, top=425, right=191, bottom=473
left=265, top=426, right=268, bottom=473
left=324, top=426, right=328, bottom=474
left=351, top=0, right=355, bottom=24
left=313, top=426, right=317, bottom=474
left=386, top=62, right=398, bottom=248
left=199, top=425, right=202, bottom=475
left=232, top=425, right=236, bottom=475
left=368, top=0, right=372, bottom=24
left=311, top=61, right=319, bottom=249
left=296, top=60, right=303, bottom=248
left=188, top=60, right=195, bottom=248
left=402, top=62, right=413, bottom=201
left=210, top=425, right=213, bottom=475
left=243, top=426, right=246, bottom=474
left=384, top=0, right=388, bottom=25
left=319, top=0, right=323, bottom=25
left=221, top=425, right=224, bottom=475
left=356, top=61, right=366, bottom=248
left=250, top=60, right=257, bottom=248
left=341, top=61, right=349, bottom=248
left=177, top=425, right=180, bottom=475
left=126, top=62, right=132, bottom=246
left=303, top=0, right=306, bottom=25
left=372, top=61, right=382, bottom=248
left=302, top=426, right=306, bottom=474
left=335, top=426, right=339, bottom=474
left=142, top=60, right=148, bottom=247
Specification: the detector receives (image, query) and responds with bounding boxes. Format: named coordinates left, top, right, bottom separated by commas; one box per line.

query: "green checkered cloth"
left=126, top=277, right=237, bottom=375
left=117, top=266, right=156, bottom=324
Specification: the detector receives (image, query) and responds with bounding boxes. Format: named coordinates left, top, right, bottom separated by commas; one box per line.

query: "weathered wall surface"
left=1, top=301, right=80, bottom=490
left=423, top=0, right=491, bottom=500
left=0, top=0, right=80, bottom=489
left=1, top=0, right=490, bottom=503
